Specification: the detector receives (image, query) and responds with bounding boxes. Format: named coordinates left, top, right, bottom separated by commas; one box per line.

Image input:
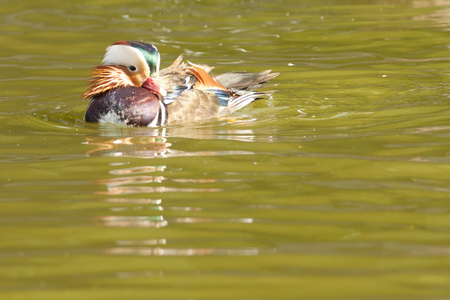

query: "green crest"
left=127, top=41, right=160, bottom=77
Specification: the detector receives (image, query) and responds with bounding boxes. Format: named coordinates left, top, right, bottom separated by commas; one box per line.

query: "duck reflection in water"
left=85, top=117, right=259, bottom=238
left=89, top=140, right=259, bottom=257
left=85, top=126, right=172, bottom=157
left=91, top=149, right=223, bottom=230
left=84, top=121, right=259, bottom=158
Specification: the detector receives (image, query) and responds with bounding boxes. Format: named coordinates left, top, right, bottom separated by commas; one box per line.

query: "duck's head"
left=83, top=41, right=166, bottom=99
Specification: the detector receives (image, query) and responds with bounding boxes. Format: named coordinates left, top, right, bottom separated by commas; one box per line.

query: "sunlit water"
left=1, top=1, right=450, bottom=299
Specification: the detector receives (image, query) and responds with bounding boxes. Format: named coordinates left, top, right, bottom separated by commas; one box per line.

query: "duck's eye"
left=128, top=65, right=137, bottom=71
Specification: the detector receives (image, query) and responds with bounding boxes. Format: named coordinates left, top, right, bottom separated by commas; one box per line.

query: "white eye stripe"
left=102, top=45, right=149, bottom=75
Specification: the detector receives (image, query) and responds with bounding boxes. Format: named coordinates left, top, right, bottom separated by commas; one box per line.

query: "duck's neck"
left=83, top=65, right=134, bottom=99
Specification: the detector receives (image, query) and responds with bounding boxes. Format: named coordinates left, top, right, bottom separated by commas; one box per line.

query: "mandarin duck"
left=84, top=41, right=279, bottom=126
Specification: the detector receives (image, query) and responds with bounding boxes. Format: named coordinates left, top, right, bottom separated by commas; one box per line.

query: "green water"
left=1, top=0, right=450, bottom=299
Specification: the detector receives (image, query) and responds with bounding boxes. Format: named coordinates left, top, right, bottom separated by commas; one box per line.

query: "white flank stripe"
left=148, top=106, right=160, bottom=127
left=159, top=101, right=167, bottom=125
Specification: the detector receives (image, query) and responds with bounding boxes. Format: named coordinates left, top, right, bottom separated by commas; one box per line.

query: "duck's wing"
left=166, top=89, right=221, bottom=124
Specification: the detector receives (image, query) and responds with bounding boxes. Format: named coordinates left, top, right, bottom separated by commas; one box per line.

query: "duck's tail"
left=218, top=92, right=269, bottom=117
left=215, top=70, right=279, bottom=91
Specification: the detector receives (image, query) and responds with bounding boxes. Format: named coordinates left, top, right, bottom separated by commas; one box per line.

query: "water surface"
left=1, top=0, right=450, bottom=299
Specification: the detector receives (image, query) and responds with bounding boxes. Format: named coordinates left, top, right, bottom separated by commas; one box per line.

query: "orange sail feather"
left=187, top=62, right=227, bottom=90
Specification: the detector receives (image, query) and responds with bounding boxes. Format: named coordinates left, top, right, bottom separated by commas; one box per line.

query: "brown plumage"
left=167, top=89, right=222, bottom=123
